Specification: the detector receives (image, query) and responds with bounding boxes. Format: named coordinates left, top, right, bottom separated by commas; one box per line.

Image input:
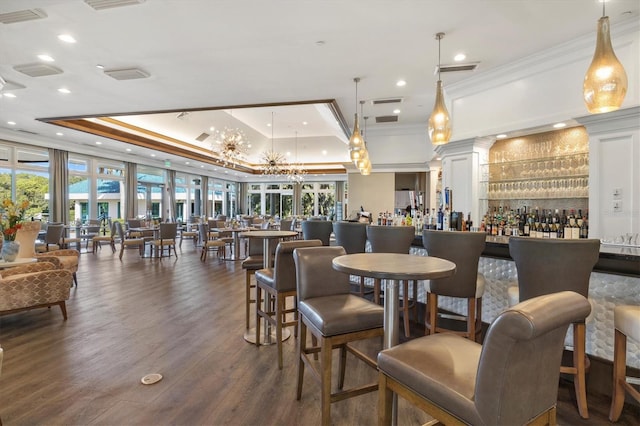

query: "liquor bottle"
left=565, top=210, right=576, bottom=239
left=467, top=212, right=473, bottom=231
left=377, top=213, right=382, bottom=226
left=437, top=207, right=443, bottom=231
left=523, top=207, right=530, bottom=237
left=549, top=212, right=558, bottom=239
left=542, top=214, right=550, bottom=238
left=579, top=211, right=589, bottom=238
left=571, top=210, right=580, bottom=239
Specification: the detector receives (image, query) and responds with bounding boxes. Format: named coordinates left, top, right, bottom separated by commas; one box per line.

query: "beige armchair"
left=0, top=261, right=72, bottom=320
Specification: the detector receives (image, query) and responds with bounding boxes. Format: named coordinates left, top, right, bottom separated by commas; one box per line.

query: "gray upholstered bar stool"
left=366, top=225, right=417, bottom=337
left=609, top=305, right=640, bottom=422
left=241, top=238, right=265, bottom=331
left=255, top=239, right=322, bottom=369
left=332, top=221, right=369, bottom=296
left=422, top=230, right=486, bottom=342
left=293, top=246, right=384, bottom=426
left=508, top=237, right=600, bottom=419
left=378, top=291, right=592, bottom=426
left=301, top=220, right=333, bottom=246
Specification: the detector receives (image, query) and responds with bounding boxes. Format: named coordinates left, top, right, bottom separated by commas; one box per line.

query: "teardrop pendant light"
left=428, top=32, right=452, bottom=146
left=348, top=77, right=366, bottom=162
left=583, top=2, right=628, bottom=114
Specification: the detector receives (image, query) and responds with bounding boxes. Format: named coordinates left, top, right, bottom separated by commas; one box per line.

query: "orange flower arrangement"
left=1, top=199, right=29, bottom=241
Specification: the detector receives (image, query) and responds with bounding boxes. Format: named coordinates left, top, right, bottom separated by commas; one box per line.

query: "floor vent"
left=375, top=115, right=399, bottom=123
left=104, top=68, right=150, bottom=80
left=195, top=132, right=210, bottom=142
left=14, top=63, right=63, bottom=77
left=84, top=0, right=146, bottom=11
left=371, top=98, right=403, bottom=105
left=0, top=8, right=47, bottom=24
left=436, top=62, right=479, bottom=74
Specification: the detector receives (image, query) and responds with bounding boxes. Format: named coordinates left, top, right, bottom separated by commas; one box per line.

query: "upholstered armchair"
left=0, top=261, right=72, bottom=319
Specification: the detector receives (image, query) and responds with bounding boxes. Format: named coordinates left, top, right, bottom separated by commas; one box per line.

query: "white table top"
left=332, top=253, right=456, bottom=281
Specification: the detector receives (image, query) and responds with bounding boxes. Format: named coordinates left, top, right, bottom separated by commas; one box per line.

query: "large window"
left=248, top=182, right=334, bottom=218
left=0, top=146, right=50, bottom=219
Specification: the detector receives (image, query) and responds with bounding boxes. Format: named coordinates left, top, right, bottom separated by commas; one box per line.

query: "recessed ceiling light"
left=3, top=93, right=16, bottom=98
left=302, top=121, right=308, bottom=125
left=454, top=53, right=466, bottom=62
left=56, top=132, right=63, bottom=136
left=185, top=161, right=190, bottom=165
left=266, top=123, right=271, bottom=127
left=96, top=64, right=104, bottom=69
left=209, top=126, right=215, bottom=131
left=224, top=170, right=228, bottom=173
left=496, top=134, right=508, bottom=139
left=7, top=121, right=16, bottom=125
left=247, top=143, right=252, bottom=148
left=95, top=141, right=102, bottom=145
left=396, top=80, right=406, bottom=87
left=125, top=148, right=132, bottom=152
left=58, top=88, right=71, bottom=94
left=322, top=150, right=327, bottom=155
left=553, top=122, right=566, bottom=128
left=393, top=109, right=401, bottom=114
left=286, top=152, right=291, bottom=156
left=38, top=54, right=54, bottom=62
left=435, top=157, right=441, bottom=161
left=201, top=165, right=205, bottom=168
left=151, top=154, right=156, bottom=157
left=58, top=34, right=76, bottom=43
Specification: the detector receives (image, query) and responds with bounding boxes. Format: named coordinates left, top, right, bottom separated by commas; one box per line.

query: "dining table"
left=332, top=252, right=456, bottom=424
left=212, top=227, right=251, bottom=261
left=238, top=230, right=298, bottom=345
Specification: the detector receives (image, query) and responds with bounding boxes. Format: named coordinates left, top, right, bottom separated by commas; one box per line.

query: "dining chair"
left=35, top=223, right=64, bottom=252
left=300, top=220, right=333, bottom=245
left=332, top=221, right=369, bottom=296
left=178, top=220, right=198, bottom=248
left=91, top=220, right=117, bottom=254
left=378, top=291, right=591, bottom=426
left=115, top=221, right=145, bottom=260
left=150, top=222, right=178, bottom=258
left=609, top=305, right=640, bottom=422
left=198, top=223, right=225, bottom=261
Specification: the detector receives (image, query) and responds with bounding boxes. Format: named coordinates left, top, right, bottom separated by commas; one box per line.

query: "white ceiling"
left=0, top=0, right=638, bottom=178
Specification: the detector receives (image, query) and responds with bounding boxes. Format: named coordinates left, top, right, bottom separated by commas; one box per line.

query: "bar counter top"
left=411, top=234, right=640, bottom=278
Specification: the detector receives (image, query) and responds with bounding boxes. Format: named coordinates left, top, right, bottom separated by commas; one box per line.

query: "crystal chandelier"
left=286, top=131, right=307, bottom=184
left=583, top=1, right=628, bottom=114
left=212, top=127, right=249, bottom=168
left=428, top=32, right=452, bottom=146
left=260, top=112, right=288, bottom=176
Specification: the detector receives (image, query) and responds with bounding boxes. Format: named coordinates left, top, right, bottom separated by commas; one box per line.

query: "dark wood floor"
left=0, top=242, right=638, bottom=425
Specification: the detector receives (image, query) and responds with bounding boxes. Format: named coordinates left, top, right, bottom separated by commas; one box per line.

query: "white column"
left=434, top=137, right=494, bottom=227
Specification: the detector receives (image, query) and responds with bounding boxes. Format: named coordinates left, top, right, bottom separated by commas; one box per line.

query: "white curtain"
left=167, top=169, right=176, bottom=222
left=200, top=175, right=209, bottom=219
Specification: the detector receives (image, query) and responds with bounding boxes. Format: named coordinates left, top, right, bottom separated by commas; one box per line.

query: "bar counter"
left=387, top=234, right=640, bottom=368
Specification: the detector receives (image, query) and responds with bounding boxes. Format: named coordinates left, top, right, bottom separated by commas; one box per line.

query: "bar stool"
left=255, top=239, right=322, bottom=369
left=332, top=221, right=369, bottom=296
left=293, top=246, right=384, bottom=426
left=508, top=237, right=600, bottom=419
left=301, top=220, right=333, bottom=246
left=609, top=305, right=640, bottom=422
left=422, top=230, right=486, bottom=342
left=242, top=238, right=265, bottom=331
left=366, top=225, right=417, bottom=337
left=378, top=291, right=592, bottom=426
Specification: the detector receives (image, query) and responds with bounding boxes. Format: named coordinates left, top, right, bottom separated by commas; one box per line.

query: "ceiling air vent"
left=436, top=62, right=479, bottom=74
left=195, top=133, right=210, bottom=142
left=84, top=0, right=146, bottom=10
left=371, top=98, right=403, bottom=105
left=375, top=115, right=399, bottom=124
left=14, top=63, right=63, bottom=77
left=0, top=8, right=47, bottom=24
left=104, top=68, right=150, bottom=80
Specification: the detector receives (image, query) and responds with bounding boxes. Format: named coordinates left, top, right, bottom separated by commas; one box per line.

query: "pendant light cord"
left=602, top=0, right=605, bottom=17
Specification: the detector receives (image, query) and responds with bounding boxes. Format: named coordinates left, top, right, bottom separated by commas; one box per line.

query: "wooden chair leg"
left=296, top=318, right=307, bottom=400
left=374, top=279, right=381, bottom=304
left=573, top=322, right=589, bottom=419
left=255, top=285, right=263, bottom=347
left=320, top=336, right=333, bottom=426
left=425, top=293, right=438, bottom=336
left=609, top=328, right=627, bottom=422
left=276, top=294, right=284, bottom=370
left=338, top=345, right=347, bottom=390
left=245, top=271, right=252, bottom=330
left=378, top=373, right=393, bottom=426
left=402, top=280, right=411, bottom=338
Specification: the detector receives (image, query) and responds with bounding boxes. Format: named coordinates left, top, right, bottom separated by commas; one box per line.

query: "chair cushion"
left=56, top=256, right=79, bottom=269
left=615, top=305, right=640, bottom=343
left=425, top=273, right=486, bottom=299
left=242, top=255, right=263, bottom=270
left=299, top=294, right=383, bottom=336
left=378, top=333, right=483, bottom=425
left=255, top=268, right=275, bottom=289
